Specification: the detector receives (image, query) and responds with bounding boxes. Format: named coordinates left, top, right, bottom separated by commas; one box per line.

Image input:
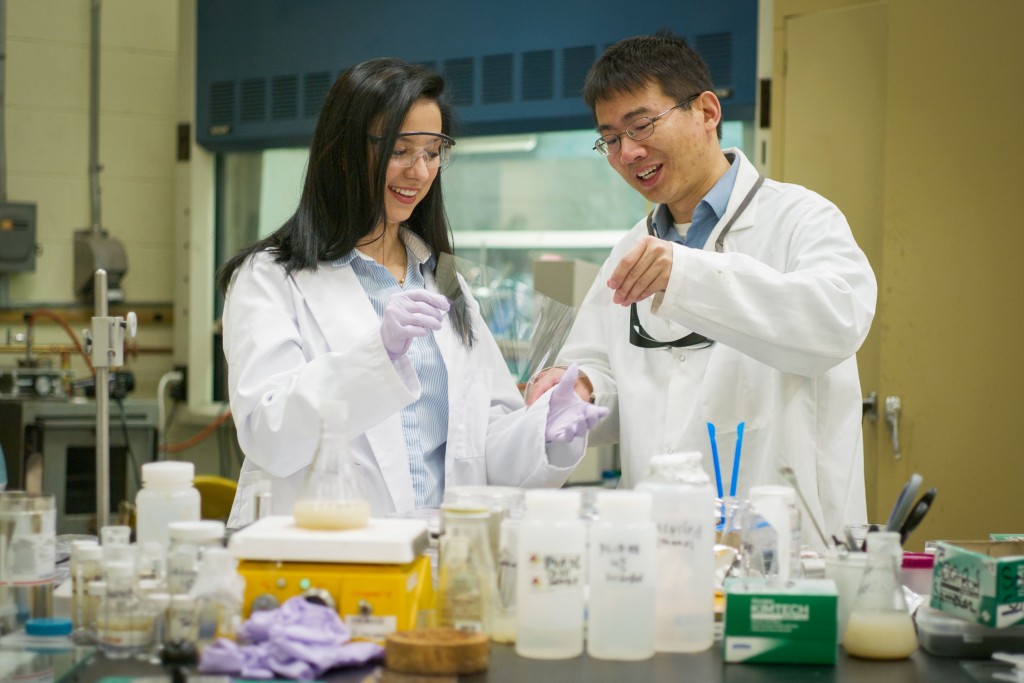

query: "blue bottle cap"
left=26, top=617, right=73, bottom=637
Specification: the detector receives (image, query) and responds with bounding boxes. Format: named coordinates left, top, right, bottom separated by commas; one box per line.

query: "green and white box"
left=723, top=578, right=837, bottom=664
left=931, top=540, right=1024, bottom=628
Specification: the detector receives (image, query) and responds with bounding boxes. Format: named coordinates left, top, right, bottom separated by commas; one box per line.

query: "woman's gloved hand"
left=380, top=289, right=450, bottom=360
left=544, top=364, right=609, bottom=443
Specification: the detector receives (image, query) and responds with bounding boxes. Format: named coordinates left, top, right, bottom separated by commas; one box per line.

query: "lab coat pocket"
left=450, top=366, right=492, bottom=462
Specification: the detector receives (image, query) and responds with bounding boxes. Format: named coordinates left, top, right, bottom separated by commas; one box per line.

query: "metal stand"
left=83, top=268, right=136, bottom=529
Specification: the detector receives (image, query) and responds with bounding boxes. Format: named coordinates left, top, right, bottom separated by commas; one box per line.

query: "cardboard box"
left=723, top=578, right=837, bottom=664
left=930, top=540, right=1024, bottom=628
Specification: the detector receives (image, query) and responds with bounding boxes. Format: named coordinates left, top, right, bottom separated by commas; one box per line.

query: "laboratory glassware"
left=843, top=531, right=918, bottom=659
left=436, top=504, right=496, bottom=634
left=293, top=400, right=370, bottom=530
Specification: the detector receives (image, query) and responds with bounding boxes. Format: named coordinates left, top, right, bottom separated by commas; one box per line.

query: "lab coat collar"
left=650, top=147, right=762, bottom=251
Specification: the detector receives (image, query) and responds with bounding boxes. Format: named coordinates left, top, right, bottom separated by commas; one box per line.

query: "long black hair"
left=217, top=58, right=457, bottom=293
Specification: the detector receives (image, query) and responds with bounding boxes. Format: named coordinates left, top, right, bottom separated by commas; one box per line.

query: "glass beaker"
left=842, top=531, right=918, bottom=660
left=293, top=401, right=370, bottom=530
left=436, top=504, right=496, bottom=634
left=0, top=491, right=57, bottom=634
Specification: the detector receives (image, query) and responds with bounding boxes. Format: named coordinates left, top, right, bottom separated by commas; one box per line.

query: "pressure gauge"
left=34, top=374, right=53, bottom=397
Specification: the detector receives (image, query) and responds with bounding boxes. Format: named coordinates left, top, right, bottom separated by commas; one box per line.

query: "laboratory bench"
left=47, top=642, right=984, bottom=683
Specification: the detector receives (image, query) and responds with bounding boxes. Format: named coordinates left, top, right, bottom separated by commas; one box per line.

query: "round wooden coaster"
left=385, top=628, right=490, bottom=675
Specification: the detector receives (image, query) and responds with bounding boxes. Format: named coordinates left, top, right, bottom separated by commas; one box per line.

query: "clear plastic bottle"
left=191, top=547, right=245, bottom=650
left=843, top=531, right=918, bottom=659
left=515, top=489, right=586, bottom=660
left=586, top=490, right=657, bottom=661
left=293, top=401, right=370, bottom=530
left=635, top=451, right=715, bottom=653
left=136, top=461, right=201, bottom=548
left=166, top=520, right=225, bottom=595
left=436, top=504, right=496, bottom=634
left=740, top=485, right=802, bottom=586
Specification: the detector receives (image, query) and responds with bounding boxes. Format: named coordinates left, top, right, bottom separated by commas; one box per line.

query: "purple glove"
left=380, top=289, right=450, bottom=360
left=544, top=364, right=609, bottom=443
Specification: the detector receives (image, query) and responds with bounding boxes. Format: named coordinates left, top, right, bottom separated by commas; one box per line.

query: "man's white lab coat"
left=560, top=149, right=877, bottom=547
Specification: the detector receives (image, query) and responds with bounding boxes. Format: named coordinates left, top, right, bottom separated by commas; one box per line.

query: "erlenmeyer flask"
left=843, top=531, right=918, bottom=659
left=293, top=401, right=370, bottom=530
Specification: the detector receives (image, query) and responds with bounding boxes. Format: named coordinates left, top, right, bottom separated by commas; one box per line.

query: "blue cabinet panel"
left=196, top=0, right=757, bottom=151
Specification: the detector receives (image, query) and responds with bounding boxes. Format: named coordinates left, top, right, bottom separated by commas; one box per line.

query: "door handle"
left=885, top=395, right=902, bottom=460
left=862, top=391, right=878, bottom=422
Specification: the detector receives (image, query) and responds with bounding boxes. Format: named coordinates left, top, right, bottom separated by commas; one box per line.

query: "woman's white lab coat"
left=223, top=251, right=584, bottom=528
left=560, top=148, right=877, bottom=548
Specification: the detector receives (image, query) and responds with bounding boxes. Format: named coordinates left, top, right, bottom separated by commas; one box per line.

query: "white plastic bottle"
left=515, top=489, right=585, bottom=659
left=586, top=490, right=657, bottom=661
left=135, top=461, right=201, bottom=548
left=635, top=451, right=715, bottom=653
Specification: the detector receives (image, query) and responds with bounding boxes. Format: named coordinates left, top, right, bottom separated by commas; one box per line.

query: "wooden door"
left=773, top=0, right=1024, bottom=546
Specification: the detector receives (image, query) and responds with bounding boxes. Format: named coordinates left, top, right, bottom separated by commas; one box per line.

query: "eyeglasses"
left=370, top=131, right=455, bottom=170
left=629, top=301, right=713, bottom=349
left=593, top=93, right=702, bottom=157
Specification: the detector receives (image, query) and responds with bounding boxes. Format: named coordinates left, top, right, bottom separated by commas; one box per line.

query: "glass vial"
left=843, top=531, right=918, bottom=659
left=136, top=461, right=201, bottom=548
left=97, top=559, right=150, bottom=659
left=587, top=490, right=657, bottom=661
left=70, top=542, right=102, bottom=644
left=436, top=505, right=496, bottom=634
left=515, top=489, right=586, bottom=660
left=492, top=513, right=521, bottom=643
left=293, top=401, right=370, bottom=530
left=635, top=452, right=715, bottom=653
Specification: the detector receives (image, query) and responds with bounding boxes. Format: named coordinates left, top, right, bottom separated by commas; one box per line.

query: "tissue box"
left=930, top=540, right=1024, bottom=628
left=723, top=578, right=837, bottom=664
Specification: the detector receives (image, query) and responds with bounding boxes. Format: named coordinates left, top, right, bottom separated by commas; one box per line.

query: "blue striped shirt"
left=333, top=229, right=449, bottom=507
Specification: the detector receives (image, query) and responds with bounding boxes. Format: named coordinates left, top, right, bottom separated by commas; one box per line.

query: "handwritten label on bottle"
left=595, top=542, right=647, bottom=586
left=657, top=520, right=704, bottom=552
left=524, top=552, right=583, bottom=592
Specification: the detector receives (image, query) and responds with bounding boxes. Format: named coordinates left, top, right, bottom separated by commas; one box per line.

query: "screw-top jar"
left=135, top=461, right=201, bottom=548
left=587, top=490, right=657, bottom=661
left=635, top=451, right=716, bottom=653
left=515, top=489, right=586, bottom=660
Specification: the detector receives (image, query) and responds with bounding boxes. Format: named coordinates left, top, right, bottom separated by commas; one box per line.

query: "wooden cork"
left=384, top=628, right=490, bottom=675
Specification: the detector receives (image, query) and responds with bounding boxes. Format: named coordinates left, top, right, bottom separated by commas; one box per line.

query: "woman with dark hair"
left=219, top=58, right=606, bottom=526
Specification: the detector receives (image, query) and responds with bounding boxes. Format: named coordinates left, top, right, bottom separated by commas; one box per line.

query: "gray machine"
left=0, top=398, right=157, bottom=534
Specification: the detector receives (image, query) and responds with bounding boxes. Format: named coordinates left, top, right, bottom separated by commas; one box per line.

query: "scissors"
left=885, top=473, right=923, bottom=533
left=898, top=488, right=937, bottom=546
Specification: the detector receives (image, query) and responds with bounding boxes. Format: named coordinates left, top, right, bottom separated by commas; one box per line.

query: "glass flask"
left=293, top=401, right=370, bottom=530
left=436, top=504, right=496, bottom=634
left=843, top=531, right=918, bottom=660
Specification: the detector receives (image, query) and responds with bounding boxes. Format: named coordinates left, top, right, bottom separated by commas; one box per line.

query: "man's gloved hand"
left=544, top=364, right=609, bottom=443
left=380, top=289, right=450, bottom=360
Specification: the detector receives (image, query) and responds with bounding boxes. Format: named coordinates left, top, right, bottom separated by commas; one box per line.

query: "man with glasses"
left=526, top=32, right=877, bottom=548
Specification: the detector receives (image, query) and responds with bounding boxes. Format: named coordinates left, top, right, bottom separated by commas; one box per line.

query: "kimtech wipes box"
left=930, top=540, right=1024, bottom=628
left=723, top=578, right=837, bottom=664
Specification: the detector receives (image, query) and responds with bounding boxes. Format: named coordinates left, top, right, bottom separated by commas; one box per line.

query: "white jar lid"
left=595, top=490, right=652, bottom=521
left=523, top=489, right=581, bottom=520
left=142, top=461, right=195, bottom=486
left=168, top=520, right=225, bottom=543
